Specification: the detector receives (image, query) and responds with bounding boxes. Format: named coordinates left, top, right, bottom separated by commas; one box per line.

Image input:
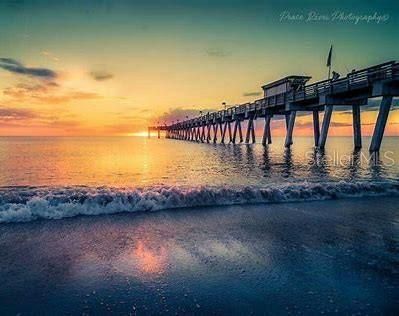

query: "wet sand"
left=0, top=197, right=398, bottom=315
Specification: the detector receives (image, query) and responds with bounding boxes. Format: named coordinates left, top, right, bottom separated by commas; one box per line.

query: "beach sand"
left=0, top=197, right=398, bottom=315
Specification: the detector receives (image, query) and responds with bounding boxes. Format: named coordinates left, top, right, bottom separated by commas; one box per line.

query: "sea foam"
left=1, top=180, right=399, bottom=223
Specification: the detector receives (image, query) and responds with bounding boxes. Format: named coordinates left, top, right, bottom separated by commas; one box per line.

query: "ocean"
left=1, top=136, right=399, bottom=314
left=0, top=136, right=398, bottom=223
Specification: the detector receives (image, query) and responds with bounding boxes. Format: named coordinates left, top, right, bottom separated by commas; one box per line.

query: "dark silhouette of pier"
left=148, top=61, right=399, bottom=152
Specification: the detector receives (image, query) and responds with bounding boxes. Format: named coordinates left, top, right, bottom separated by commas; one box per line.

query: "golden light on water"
left=133, top=241, right=167, bottom=275
left=129, top=132, right=150, bottom=137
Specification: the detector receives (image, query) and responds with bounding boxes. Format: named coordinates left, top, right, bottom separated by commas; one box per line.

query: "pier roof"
left=261, top=75, right=312, bottom=90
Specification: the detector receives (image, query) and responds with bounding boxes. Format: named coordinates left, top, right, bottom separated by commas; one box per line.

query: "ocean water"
left=1, top=136, right=399, bottom=314
left=0, top=136, right=398, bottom=222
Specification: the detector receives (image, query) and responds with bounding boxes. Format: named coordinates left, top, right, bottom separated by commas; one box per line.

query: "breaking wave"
left=1, top=180, right=399, bottom=223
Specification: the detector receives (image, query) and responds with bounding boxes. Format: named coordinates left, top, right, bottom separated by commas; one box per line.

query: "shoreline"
left=1, top=180, right=399, bottom=224
left=1, top=196, right=398, bottom=314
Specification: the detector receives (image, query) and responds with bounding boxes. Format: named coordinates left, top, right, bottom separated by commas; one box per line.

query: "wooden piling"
left=370, top=96, right=393, bottom=152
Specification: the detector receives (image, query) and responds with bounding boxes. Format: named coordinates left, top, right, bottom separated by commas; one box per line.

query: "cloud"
left=206, top=49, right=231, bottom=58
left=3, top=82, right=101, bottom=105
left=3, top=81, right=59, bottom=96
left=0, top=106, right=37, bottom=122
left=0, top=58, right=57, bottom=79
left=89, top=70, right=114, bottom=81
left=0, top=105, right=83, bottom=131
left=37, top=91, right=101, bottom=104
left=243, top=92, right=262, bottom=97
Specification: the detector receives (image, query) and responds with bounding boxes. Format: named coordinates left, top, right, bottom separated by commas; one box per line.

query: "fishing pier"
left=148, top=61, right=399, bottom=152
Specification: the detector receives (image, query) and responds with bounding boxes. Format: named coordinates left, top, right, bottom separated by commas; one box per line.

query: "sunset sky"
left=0, top=0, right=398, bottom=136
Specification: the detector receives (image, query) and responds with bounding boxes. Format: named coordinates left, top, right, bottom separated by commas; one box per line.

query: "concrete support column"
left=352, top=105, right=362, bottom=149
left=213, top=124, right=218, bottom=143
left=262, top=115, right=272, bottom=146
left=284, top=111, right=296, bottom=148
left=207, top=124, right=211, bottom=143
left=219, top=123, right=224, bottom=143
left=238, top=120, right=243, bottom=143
left=200, top=126, right=205, bottom=142
left=285, top=114, right=290, bottom=129
left=267, top=121, right=272, bottom=144
left=318, top=105, right=333, bottom=149
left=227, top=122, right=232, bottom=143
left=251, top=119, right=256, bottom=143
left=221, top=122, right=227, bottom=143
left=313, top=110, right=320, bottom=147
left=232, top=120, right=238, bottom=144
left=370, top=96, right=393, bottom=152
left=245, top=118, right=253, bottom=143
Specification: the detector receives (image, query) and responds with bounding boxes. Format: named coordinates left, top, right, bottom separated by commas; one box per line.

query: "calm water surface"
left=0, top=136, right=398, bottom=187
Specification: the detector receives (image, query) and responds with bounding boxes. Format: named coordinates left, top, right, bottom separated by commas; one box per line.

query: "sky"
left=0, top=0, right=398, bottom=136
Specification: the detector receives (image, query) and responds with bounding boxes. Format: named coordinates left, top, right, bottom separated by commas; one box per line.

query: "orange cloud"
left=2, top=81, right=102, bottom=105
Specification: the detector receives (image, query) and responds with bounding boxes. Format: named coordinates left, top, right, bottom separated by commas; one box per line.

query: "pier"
left=148, top=61, right=399, bottom=152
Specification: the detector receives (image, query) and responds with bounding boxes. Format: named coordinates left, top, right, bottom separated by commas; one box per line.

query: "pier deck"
left=149, top=61, right=399, bottom=151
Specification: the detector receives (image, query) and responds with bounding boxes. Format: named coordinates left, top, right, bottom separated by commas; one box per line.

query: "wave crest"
left=1, top=181, right=399, bottom=223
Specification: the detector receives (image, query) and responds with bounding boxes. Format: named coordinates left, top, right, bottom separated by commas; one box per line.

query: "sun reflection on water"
left=133, top=241, right=167, bottom=275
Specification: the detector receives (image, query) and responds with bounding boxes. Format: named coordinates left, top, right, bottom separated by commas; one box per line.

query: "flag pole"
left=327, top=45, right=333, bottom=80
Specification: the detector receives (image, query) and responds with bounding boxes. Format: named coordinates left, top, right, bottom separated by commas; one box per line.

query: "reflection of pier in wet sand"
left=149, top=61, right=399, bottom=152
